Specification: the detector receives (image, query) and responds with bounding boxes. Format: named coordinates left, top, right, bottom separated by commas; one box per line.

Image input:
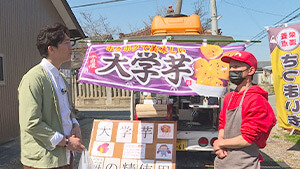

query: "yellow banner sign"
left=268, top=23, right=300, bottom=129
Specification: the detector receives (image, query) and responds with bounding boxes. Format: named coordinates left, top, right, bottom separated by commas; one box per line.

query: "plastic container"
left=151, top=14, right=203, bottom=35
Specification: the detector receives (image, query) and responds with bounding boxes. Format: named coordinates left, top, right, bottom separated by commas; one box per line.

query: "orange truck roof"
left=151, top=14, right=203, bottom=36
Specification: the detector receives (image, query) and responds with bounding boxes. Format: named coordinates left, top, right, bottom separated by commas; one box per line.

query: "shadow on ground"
left=260, top=151, right=291, bottom=169
left=288, top=140, right=300, bottom=151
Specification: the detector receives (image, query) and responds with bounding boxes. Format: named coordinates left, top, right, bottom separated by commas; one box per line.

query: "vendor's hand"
left=215, top=149, right=227, bottom=159
left=213, top=139, right=227, bottom=159
left=71, top=123, right=81, bottom=139
left=67, top=135, right=85, bottom=153
left=213, top=139, right=222, bottom=151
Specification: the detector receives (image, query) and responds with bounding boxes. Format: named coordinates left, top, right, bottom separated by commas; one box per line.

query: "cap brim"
left=221, top=56, right=232, bottom=63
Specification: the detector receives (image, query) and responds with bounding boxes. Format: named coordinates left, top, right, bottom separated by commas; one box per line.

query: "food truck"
left=127, top=14, right=235, bottom=152
left=78, top=12, right=251, bottom=155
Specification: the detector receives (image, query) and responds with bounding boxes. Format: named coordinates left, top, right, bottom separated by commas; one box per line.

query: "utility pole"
left=210, top=0, right=218, bottom=35
left=175, top=0, right=182, bottom=15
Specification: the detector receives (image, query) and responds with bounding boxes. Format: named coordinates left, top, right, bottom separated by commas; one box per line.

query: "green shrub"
left=285, top=133, right=300, bottom=148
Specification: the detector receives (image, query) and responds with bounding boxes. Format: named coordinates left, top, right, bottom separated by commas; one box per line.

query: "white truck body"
left=172, top=97, right=221, bottom=152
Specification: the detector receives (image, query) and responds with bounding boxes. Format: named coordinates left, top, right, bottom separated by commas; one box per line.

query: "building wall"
left=253, top=71, right=263, bottom=84
left=263, top=70, right=273, bottom=84
left=0, top=0, right=65, bottom=144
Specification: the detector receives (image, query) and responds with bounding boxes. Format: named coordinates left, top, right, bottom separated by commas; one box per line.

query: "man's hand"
left=67, top=135, right=85, bottom=153
left=71, top=123, right=81, bottom=139
left=215, top=149, right=227, bottom=159
left=213, top=139, right=227, bottom=159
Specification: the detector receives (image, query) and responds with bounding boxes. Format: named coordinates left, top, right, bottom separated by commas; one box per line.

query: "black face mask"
left=229, top=70, right=245, bottom=85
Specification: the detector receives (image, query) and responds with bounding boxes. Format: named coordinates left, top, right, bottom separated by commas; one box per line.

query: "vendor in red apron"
left=214, top=51, right=276, bottom=169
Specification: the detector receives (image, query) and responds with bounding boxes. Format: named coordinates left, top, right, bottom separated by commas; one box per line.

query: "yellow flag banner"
left=268, top=23, right=300, bottom=129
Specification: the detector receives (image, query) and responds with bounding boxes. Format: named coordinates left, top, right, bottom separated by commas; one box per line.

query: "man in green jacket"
left=18, top=23, right=85, bottom=169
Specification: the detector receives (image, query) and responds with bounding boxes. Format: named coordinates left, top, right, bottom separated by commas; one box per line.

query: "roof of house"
left=262, top=66, right=272, bottom=71
left=51, top=0, right=86, bottom=39
left=257, top=61, right=271, bottom=69
left=119, top=26, right=151, bottom=39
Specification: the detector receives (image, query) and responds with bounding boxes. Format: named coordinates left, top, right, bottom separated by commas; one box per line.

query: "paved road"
left=269, top=94, right=277, bottom=115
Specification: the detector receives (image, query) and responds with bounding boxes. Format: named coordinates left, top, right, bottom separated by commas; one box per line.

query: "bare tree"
left=143, top=6, right=168, bottom=27
left=143, top=2, right=210, bottom=32
left=79, top=1, right=210, bottom=39
left=193, top=1, right=211, bottom=32
left=79, top=12, right=121, bottom=40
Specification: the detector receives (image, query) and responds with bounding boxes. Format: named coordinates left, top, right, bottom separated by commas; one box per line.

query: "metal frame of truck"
left=79, top=34, right=259, bottom=152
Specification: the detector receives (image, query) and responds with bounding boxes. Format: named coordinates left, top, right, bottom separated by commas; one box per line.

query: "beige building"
left=0, top=0, right=85, bottom=144
left=253, top=61, right=273, bottom=84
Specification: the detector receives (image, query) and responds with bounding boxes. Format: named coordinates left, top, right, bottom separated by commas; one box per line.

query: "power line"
left=285, top=12, right=300, bottom=23
left=237, top=0, right=261, bottom=30
left=223, top=0, right=285, bottom=17
left=267, top=7, right=300, bottom=28
left=251, top=7, right=300, bottom=40
left=247, top=7, right=300, bottom=48
left=71, top=0, right=126, bottom=9
left=71, top=0, right=154, bottom=12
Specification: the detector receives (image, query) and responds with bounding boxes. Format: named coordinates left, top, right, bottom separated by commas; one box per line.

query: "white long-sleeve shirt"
left=40, top=58, right=78, bottom=164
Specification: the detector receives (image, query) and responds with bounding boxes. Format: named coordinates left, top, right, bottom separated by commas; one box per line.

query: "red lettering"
left=149, top=45, right=158, bottom=53
left=281, top=40, right=288, bottom=47
left=186, top=80, right=192, bottom=86
left=158, top=45, right=169, bottom=54
left=289, top=39, right=297, bottom=46
left=289, top=31, right=296, bottom=38
left=106, top=45, right=114, bottom=52
left=88, top=52, right=98, bottom=73
left=141, top=45, right=150, bottom=51
left=281, top=32, right=288, bottom=39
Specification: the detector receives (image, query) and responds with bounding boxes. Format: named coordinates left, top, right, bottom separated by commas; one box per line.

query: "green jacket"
left=18, top=64, right=75, bottom=168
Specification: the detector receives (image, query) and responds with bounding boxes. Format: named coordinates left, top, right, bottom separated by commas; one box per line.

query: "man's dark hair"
left=36, top=23, right=70, bottom=58
left=245, top=63, right=251, bottom=69
left=244, top=62, right=254, bottom=80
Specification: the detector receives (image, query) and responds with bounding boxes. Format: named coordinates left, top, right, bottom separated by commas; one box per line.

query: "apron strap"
left=238, top=84, right=252, bottom=107
left=226, top=84, right=252, bottom=111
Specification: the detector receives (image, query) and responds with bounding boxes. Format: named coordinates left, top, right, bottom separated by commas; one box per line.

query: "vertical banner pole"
left=130, top=90, right=135, bottom=120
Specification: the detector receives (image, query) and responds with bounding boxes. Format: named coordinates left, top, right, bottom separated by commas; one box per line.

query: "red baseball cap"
left=221, top=51, right=257, bottom=70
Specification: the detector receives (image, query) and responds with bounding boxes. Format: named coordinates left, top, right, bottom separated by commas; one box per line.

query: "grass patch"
left=273, top=135, right=281, bottom=139
left=284, top=133, right=300, bottom=148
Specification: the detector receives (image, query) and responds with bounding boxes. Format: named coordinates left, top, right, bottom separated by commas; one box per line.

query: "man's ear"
left=248, top=67, right=256, bottom=76
left=48, top=46, right=54, bottom=54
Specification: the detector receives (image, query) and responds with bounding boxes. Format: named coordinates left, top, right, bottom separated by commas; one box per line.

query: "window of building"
left=0, top=54, right=4, bottom=85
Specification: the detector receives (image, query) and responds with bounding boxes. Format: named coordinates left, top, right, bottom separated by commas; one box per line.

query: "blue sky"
left=67, top=0, right=300, bottom=61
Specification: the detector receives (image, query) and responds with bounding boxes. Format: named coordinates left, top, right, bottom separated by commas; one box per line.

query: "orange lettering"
left=106, top=45, right=114, bottom=52
left=158, top=45, right=169, bottom=54
left=149, top=45, right=158, bottom=53
left=123, top=45, right=131, bottom=52
left=114, top=46, right=122, bottom=52
left=132, top=44, right=139, bottom=51
left=141, top=45, right=150, bottom=51
left=170, top=46, right=177, bottom=54
left=178, top=47, right=186, bottom=53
